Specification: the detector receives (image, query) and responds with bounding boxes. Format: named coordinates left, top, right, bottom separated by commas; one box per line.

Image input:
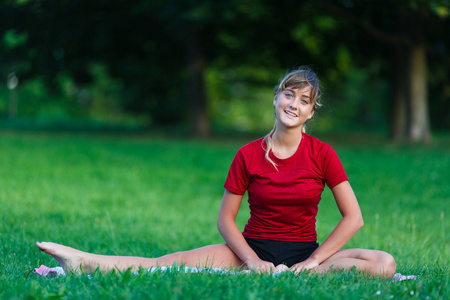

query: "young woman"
left=36, top=67, right=396, bottom=277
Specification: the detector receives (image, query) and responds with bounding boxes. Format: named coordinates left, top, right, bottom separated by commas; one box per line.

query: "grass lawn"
left=0, top=131, right=448, bottom=299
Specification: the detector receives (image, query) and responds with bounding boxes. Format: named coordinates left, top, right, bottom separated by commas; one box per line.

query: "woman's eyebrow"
left=285, top=88, right=311, bottom=99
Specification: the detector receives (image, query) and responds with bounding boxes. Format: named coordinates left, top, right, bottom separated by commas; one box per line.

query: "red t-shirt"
left=224, top=133, right=348, bottom=242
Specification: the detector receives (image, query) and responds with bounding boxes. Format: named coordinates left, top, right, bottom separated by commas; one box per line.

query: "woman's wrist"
left=243, top=255, right=261, bottom=263
left=306, top=255, right=321, bottom=265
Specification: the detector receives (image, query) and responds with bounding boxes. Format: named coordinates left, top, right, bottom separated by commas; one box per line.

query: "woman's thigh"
left=172, top=244, right=245, bottom=269
left=317, top=248, right=396, bottom=276
left=324, top=248, right=377, bottom=261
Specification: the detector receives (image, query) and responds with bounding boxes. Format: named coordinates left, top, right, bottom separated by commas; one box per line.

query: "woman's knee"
left=373, top=251, right=396, bottom=277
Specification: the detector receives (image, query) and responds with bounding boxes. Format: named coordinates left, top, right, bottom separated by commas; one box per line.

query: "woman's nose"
left=289, top=97, right=299, bottom=109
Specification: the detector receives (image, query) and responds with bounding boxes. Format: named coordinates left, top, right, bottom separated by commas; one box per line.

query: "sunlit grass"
left=0, top=131, right=448, bottom=299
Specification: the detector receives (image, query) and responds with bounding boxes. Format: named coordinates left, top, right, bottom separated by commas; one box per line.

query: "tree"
left=0, top=0, right=188, bottom=124
left=319, top=0, right=450, bottom=142
left=2, top=0, right=448, bottom=139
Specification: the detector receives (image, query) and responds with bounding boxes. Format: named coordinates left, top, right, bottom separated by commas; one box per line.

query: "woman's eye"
left=285, top=93, right=293, bottom=98
left=301, top=99, right=309, bottom=104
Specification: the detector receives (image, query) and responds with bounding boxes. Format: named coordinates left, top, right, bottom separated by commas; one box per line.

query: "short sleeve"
left=224, top=149, right=251, bottom=195
left=321, top=145, right=348, bottom=189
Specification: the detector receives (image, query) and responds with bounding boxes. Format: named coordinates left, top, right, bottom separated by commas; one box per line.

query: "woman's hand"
left=289, top=258, right=319, bottom=274
left=245, top=257, right=278, bottom=273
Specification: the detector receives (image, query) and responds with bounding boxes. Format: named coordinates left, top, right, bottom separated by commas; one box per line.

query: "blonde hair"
left=263, top=67, right=322, bottom=170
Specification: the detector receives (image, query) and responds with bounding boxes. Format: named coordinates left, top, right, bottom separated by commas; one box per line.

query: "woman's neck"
left=271, top=127, right=303, bottom=159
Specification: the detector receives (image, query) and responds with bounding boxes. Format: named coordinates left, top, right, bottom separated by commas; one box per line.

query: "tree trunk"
left=408, top=44, right=431, bottom=142
left=390, top=44, right=431, bottom=143
left=390, top=45, right=409, bottom=141
left=186, top=25, right=210, bottom=137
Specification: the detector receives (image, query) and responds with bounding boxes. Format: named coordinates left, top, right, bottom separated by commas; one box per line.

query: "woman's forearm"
left=307, top=181, right=364, bottom=265
left=310, top=214, right=363, bottom=264
left=217, top=217, right=259, bottom=263
left=217, top=190, right=262, bottom=264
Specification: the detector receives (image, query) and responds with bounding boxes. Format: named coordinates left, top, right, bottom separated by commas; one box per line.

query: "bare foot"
left=36, top=242, right=89, bottom=274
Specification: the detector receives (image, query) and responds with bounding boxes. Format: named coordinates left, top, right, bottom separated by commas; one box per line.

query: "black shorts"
left=245, top=238, right=319, bottom=268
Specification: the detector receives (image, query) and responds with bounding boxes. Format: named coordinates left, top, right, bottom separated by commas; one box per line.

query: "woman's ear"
left=273, top=95, right=277, bottom=107
left=307, top=108, right=315, bottom=119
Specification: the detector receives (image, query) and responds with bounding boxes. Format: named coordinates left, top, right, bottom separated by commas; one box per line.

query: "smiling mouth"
left=284, top=110, right=298, bottom=117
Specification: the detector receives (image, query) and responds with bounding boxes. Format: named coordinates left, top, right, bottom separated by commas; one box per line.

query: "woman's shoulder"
left=303, top=133, right=332, bottom=150
left=231, top=137, right=266, bottom=166
left=237, top=137, right=265, bottom=153
left=301, top=133, right=341, bottom=163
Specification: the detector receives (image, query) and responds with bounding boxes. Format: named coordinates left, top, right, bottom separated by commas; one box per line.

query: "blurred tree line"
left=1, top=0, right=449, bottom=141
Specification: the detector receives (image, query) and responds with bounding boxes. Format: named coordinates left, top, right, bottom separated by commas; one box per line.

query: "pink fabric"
left=33, top=265, right=65, bottom=278
left=391, top=273, right=417, bottom=282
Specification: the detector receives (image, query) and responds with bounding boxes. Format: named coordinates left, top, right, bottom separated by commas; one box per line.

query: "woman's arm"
left=290, top=181, right=364, bottom=272
left=217, top=189, right=278, bottom=273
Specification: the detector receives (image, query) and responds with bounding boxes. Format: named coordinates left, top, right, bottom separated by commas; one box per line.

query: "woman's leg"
left=315, top=249, right=396, bottom=278
left=36, top=242, right=245, bottom=274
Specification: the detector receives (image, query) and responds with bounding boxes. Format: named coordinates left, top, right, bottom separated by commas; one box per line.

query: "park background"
left=0, top=0, right=449, bottom=299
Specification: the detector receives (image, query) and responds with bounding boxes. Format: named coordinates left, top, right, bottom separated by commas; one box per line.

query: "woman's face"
left=273, top=85, right=315, bottom=130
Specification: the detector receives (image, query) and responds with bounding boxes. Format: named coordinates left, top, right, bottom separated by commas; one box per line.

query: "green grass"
left=0, top=131, right=448, bottom=299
